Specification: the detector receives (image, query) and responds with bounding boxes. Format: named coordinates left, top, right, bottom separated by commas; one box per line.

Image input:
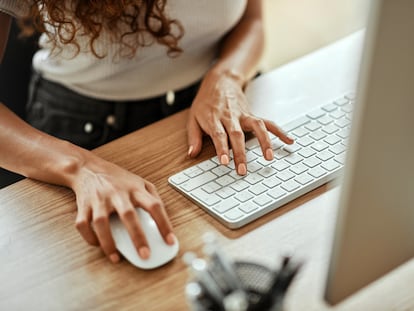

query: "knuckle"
left=251, top=118, right=266, bottom=129
left=92, top=215, right=107, bottom=227
left=146, top=201, right=163, bottom=213
left=120, top=208, right=136, bottom=220
left=229, top=129, right=244, bottom=140
left=211, top=130, right=226, bottom=140
left=75, top=218, right=89, bottom=231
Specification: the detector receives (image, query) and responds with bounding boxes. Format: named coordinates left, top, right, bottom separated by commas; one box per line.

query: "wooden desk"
left=1, top=31, right=414, bottom=310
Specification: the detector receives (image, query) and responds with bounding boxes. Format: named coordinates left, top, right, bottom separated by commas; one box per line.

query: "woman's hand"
left=71, top=155, right=176, bottom=264
left=186, top=69, right=294, bottom=175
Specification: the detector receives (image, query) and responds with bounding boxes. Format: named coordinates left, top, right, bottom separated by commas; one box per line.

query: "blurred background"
left=261, top=0, right=371, bottom=71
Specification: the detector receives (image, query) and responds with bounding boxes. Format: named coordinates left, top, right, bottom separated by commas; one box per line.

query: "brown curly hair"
left=18, top=0, right=184, bottom=58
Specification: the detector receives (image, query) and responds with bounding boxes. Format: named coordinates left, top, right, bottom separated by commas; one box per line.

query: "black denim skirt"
left=26, top=71, right=199, bottom=149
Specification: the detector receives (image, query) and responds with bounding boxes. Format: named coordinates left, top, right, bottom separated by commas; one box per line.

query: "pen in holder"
left=183, top=233, right=302, bottom=311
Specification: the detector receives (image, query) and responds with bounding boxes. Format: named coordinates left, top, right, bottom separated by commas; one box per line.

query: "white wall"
left=261, top=0, right=371, bottom=71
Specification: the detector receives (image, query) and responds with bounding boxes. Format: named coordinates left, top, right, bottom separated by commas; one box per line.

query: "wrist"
left=209, top=65, right=247, bottom=89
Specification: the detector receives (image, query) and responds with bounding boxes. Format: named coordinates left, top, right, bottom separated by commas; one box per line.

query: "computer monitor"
left=324, top=0, right=414, bottom=305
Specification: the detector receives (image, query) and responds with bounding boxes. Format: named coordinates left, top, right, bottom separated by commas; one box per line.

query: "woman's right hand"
left=1, top=104, right=175, bottom=264
left=70, top=155, right=176, bottom=263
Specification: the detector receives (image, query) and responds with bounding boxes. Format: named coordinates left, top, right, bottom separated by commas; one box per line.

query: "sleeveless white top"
left=0, top=0, right=248, bottom=100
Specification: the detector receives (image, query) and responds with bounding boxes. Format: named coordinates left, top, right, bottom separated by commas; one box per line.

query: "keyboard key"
left=322, top=103, right=338, bottom=112
left=281, top=179, right=301, bottom=192
left=311, top=141, right=329, bottom=152
left=184, top=166, right=204, bottom=178
left=284, top=153, right=304, bottom=165
left=253, top=194, right=273, bottom=206
left=295, top=173, right=314, bottom=185
left=291, top=127, right=309, bottom=138
left=224, top=208, right=244, bottom=221
left=324, top=135, right=341, bottom=145
left=308, top=167, right=327, bottom=178
left=316, top=150, right=335, bottom=161
left=277, top=170, right=295, bottom=182
left=198, top=160, right=217, bottom=171
left=230, top=179, right=250, bottom=192
left=192, top=188, right=221, bottom=206
left=244, top=173, right=264, bottom=185
left=268, top=187, right=287, bottom=200
left=334, top=97, right=349, bottom=106
left=180, top=171, right=217, bottom=191
left=283, top=115, right=310, bottom=132
left=239, top=204, right=259, bottom=214
left=307, top=108, right=326, bottom=119
left=303, top=156, right=322, bottom=168
left=169, top=174, right=189, bottom=185
left=262, top=176, right=282, bottom=188
left=258, top=166, right=277, bottom=178
left=202, top=181, right=221, bottom=194
left=272, top=160, right=289, bottom=171
left=249, top=183, right=268, bottom=195
left=309, top=130, right=327, bottom=141
left=321, top=159, right=341, bottom=172
left=212, top=165, right=232, bottom=177
left=290, top=163, right=308, bottom=175
left=216, top=175, right=235, bottom=187
left=216, top=187, right=236, bottom=199
left=234, top=191, right=254, bottom=203
left=298, top=147, right=316, bottom=158
left=297, top=136, right=314, bottom=147
left=213, top=198, right=239, bottom=214
left=305, top=121, right=321, bottom=131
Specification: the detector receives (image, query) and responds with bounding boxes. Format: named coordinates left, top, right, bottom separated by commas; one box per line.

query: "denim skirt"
left=26, top=71, right=199, bottom=149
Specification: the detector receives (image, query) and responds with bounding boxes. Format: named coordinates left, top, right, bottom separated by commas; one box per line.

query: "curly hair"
left=18, top=0, right=184, bottom=58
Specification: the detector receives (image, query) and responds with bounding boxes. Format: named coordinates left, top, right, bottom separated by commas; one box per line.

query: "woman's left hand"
left=186, top=69, right=294, bottom=175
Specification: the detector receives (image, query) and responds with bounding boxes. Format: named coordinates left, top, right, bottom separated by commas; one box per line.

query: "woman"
left=0, top=0, right=292, bottom=264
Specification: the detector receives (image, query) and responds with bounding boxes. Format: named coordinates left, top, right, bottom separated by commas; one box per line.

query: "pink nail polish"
left=220, top=154, right=229, bottom=165
left=266, top=148, right=274, bottom=160
left=110, top=253, right=120, bottom=263
left=187, top=145, right=193, bottom=157
left=166, top=233, right=176, bottom=245
left=139, top=246, right=150, bottom=259
left=238, top=163, right=247, bottom=175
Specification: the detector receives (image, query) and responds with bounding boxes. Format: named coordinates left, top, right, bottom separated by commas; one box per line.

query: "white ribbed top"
left=1, top=0, right=247, bottom=100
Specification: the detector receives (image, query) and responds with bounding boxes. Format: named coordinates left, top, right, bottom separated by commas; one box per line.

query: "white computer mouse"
left=109, top=208, right=179, bottom=269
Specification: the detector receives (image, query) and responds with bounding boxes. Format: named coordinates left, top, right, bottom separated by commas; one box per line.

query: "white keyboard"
left=168, top=93, right=354, bottom=228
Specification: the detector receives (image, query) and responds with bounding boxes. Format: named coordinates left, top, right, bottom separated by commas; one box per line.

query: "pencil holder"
left=184, top=234, right=301, bottom=311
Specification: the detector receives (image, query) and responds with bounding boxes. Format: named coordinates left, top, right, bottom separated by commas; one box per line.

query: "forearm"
left=211, top=0, right=265, bottom=86
left=0, top=103, right=89, bottom=188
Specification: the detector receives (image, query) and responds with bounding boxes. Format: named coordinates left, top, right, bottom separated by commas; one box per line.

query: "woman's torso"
left=9, top=0, right=249, bottom=100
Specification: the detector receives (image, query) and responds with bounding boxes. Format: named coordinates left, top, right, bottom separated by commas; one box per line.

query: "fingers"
left=75, top=204, right=99, bottom=246
left=75, top=192, right=120, bottom=263
left=186, top=115, right=203, bottom=158
left=226, top=123, right=247, bottom=175
left=132, top=183, right=176, bottom=246
left=114, top=194, right=151, bottom=259
left=91, top=204, right=120, bottom=264
left=264, top=119, right=294, bottom=145
left=209, top=120, right=231, bottom=166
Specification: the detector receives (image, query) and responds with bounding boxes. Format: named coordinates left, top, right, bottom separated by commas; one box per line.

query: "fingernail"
left=109, top=253, right=120, bottom=264
left=139, top=246, right=150, bottom=259
left=266, top=148, right=274, bottom=160
left=237, top=163, right=247, bottom=175
left=166, top=233, right=176, bottom=245
left=187, top=145, right=193, bottom=157
left=220, top=154, right=229, bottom=165
left=288, top=135, right=295, bottom=141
